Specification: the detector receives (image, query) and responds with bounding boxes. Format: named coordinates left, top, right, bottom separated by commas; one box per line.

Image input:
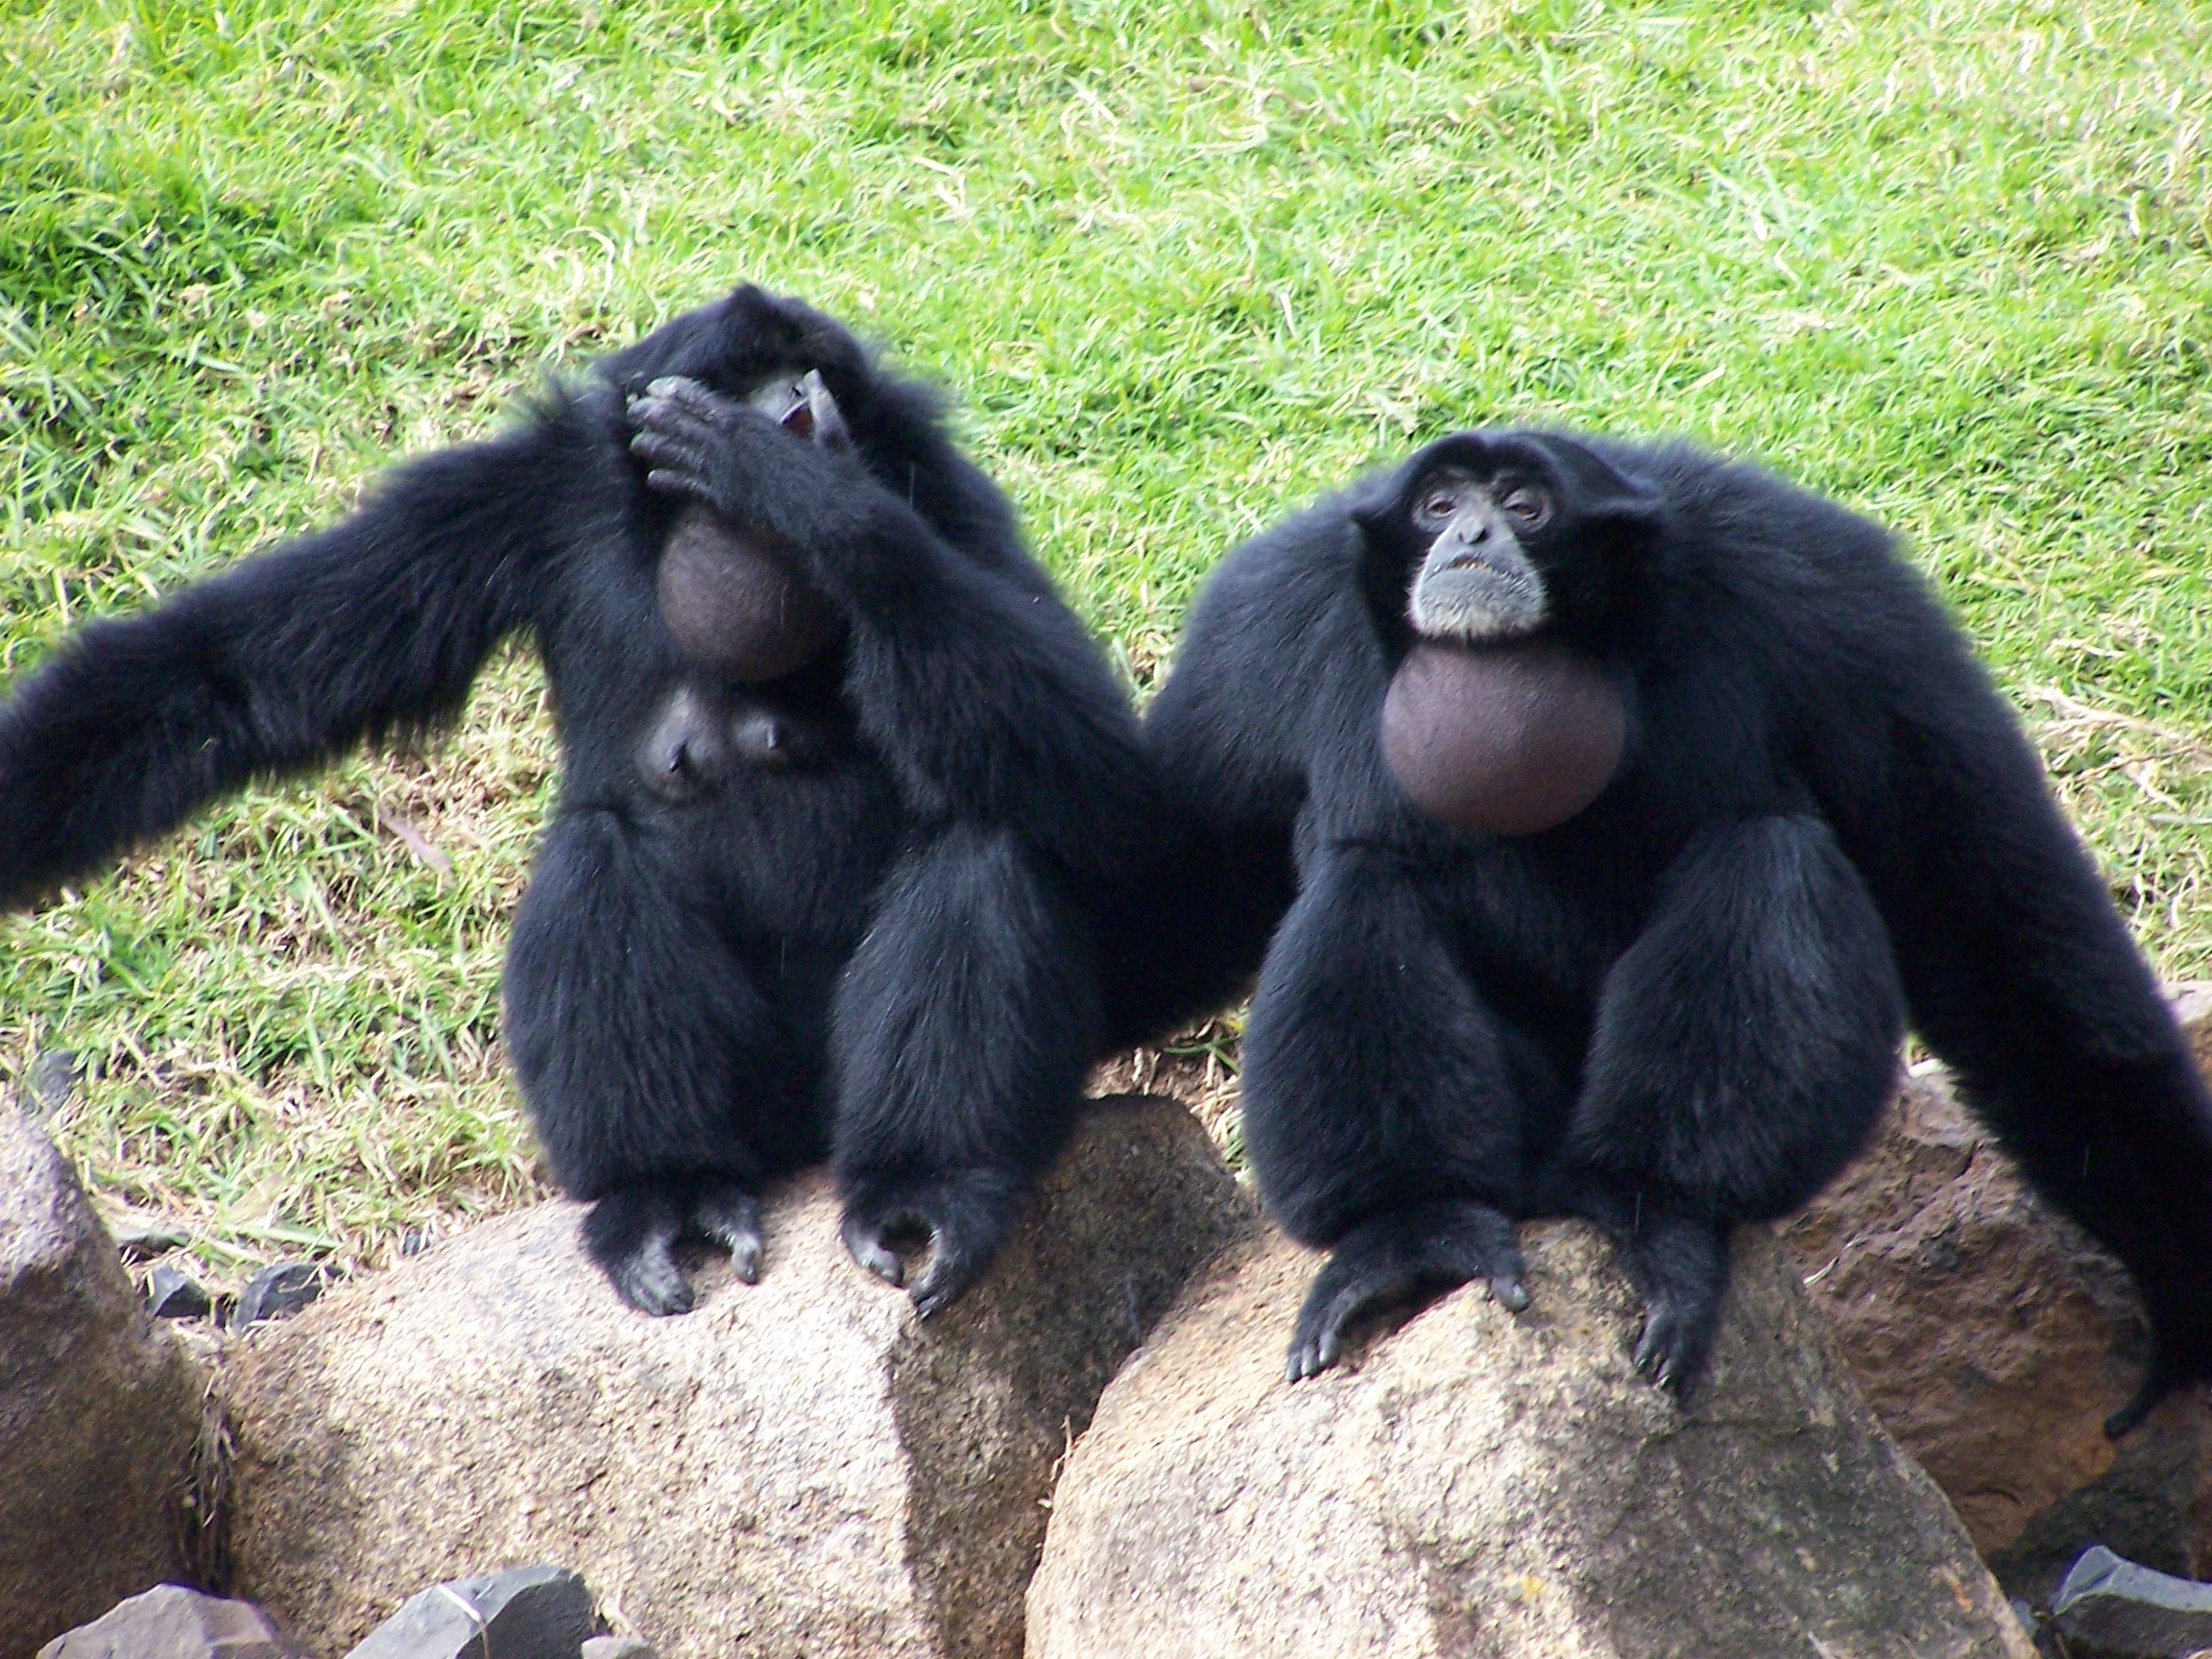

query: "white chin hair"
left=1408, top=589, right=1544, bottom=643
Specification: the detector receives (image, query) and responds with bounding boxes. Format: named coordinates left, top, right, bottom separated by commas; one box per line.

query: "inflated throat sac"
left=1379, top=640, right=1626, bottom=835
left=656, top=506, right=843, bottom=684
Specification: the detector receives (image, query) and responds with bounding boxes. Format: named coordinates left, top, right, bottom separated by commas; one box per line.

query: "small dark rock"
left=579, top=1639, right=657, bottom=1659
left=108, top=1211, right=192, bottom=1260
left=2009, top=1596, right=2065, bottom=1658
left=343, top=1565, right=596, bottom=1659
left=36, top=1583, right=299, bottom=1658
left=232, top=1262, right=329, bottom=1333
left=399, top=1229, right=434, bottom=1258
left=23, top=1048, right=77, bottom=1119
left=2052, top=1543, right=2212, bottom=1656
left=147, top=1264, right=212, bottom=1320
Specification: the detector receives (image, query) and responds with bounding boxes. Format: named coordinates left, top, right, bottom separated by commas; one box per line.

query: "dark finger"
left=647, top=375, right=736, bottom=423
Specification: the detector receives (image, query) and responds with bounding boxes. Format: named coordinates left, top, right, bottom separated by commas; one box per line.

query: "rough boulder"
left=0, top=1106, right=206, bottom=1659
left=1782, top=984, right=2212, bottom=1600
left=221, top=1096, right=1243, bottom=1659
left=1025, top=1217, right=2033, bottom=1659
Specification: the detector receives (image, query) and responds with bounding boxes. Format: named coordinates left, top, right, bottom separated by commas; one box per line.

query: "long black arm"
left=0, top=421, right=567, bottom=907
left=1802, top=567, right=2212, bottom=1431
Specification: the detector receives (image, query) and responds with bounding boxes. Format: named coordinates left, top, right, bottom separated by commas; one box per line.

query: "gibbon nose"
left=1445, top=520, right=1496, bottom=569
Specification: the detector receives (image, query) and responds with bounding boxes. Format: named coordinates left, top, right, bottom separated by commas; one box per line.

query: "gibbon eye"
left=1500, top=485, right=1550, bottom=527
left=1412, top=485, right=1462, bottom=531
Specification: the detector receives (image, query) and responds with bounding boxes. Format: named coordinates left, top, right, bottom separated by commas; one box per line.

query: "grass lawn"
left=3, top=0, right=2208, bottom=1287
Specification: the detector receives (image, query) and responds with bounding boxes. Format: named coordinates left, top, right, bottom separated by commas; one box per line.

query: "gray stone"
left=344, top=1566, right=594, bottom=1659
left=104, top=1209, right=192, bottom=1261
left=148, top=1264, right=213, bottom=1320
left=1027, top=1217, right=2034, bottom=1659
left=0, top=1106, right=207, bottom=1658
left=223, top=1097, right=1245, bottom=1659
left=22, top=1049, right=76, bottom=1119
left=231, top=1262, right=328, bottom=1332
left=2051, top=1544, right=2212, bottom=1657
left=36, top=1584, right=298, bottom=1659
left=579, top=1640, right=658, bottom=1659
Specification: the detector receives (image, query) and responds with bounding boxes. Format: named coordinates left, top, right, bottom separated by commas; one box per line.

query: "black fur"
left=0, top=286, right=1182, bottom=1316
left=1149, top=428, right=2212, bottom=1416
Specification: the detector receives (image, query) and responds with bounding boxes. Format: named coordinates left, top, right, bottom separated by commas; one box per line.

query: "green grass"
left=3, top=0, right=2209, bottom=1286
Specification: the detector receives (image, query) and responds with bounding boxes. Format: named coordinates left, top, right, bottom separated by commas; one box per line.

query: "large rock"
left=1026, top=1218, right=2032, bottom=1659
left=36, top=1585, right=296, bottom=1659
left=223, top=1097, right=1243, bottom=1659
left=1781, top=985, right=2212, bottom=1599
left=0, top=1106, right=206, bottom=1659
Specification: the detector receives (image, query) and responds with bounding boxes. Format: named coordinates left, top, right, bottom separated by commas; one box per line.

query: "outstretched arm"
left=0, top=416, right=576, bottom=907
left=626, top=376, right=1154, bottom=873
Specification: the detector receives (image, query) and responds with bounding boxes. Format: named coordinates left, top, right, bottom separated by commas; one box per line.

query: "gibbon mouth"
left=1408, top=556, right=1550, bottom=642
left=1437, top=553, right=1533, bottom=592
